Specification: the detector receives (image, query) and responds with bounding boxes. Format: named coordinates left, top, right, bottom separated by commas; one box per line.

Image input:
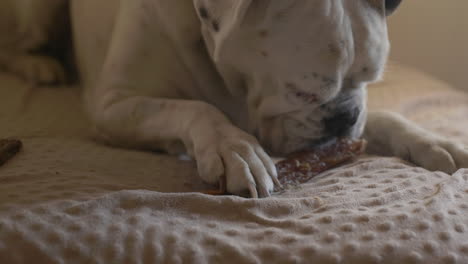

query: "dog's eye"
left=385, top=0, right=402, bottom=16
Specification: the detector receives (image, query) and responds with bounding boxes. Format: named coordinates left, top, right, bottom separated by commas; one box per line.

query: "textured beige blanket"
left=0, top=63, right=467, bottom=263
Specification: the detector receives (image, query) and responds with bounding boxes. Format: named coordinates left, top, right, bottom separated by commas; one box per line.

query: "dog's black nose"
left=323, top=108, right=360, bottom=137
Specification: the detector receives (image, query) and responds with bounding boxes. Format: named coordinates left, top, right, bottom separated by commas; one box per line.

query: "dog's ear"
left=385, top=0, right=402, bottom=16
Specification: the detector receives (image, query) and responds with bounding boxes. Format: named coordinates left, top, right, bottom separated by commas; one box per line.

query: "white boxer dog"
left=1, top=0, right=468, bottom=197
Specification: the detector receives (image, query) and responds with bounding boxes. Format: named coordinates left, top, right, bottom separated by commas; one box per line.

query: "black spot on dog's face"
left=199, top=6, right=209, bottom=19
left=328, top=44, right=339, bottom=55
left=197, top=5, right=219, bottom=32
left=259, top=30, right=269, bottom=38
left=212, top=20, right=220, bottom=32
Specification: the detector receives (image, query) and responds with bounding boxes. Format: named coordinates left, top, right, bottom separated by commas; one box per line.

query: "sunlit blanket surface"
left=1, top=63, right=468, bottom=264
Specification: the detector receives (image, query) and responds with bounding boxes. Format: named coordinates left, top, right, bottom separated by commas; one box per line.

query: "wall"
left=388, top=0, right=468, bottom=91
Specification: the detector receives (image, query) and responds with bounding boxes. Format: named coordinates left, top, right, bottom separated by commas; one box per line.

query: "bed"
left=0, top=63, right=467, bottom=264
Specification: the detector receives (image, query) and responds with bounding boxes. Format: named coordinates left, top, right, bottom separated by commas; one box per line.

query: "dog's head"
left=195, top=0, right=402, bottom=154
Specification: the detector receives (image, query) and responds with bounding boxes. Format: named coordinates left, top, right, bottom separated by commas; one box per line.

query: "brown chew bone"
left=0, top=139, right=23, bottom=167
left=202, top=138, right=367, bottom=195
left=275, top=138, right=367, bottom=188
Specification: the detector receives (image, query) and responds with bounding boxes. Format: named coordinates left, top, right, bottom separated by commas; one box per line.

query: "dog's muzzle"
left=256, top=89, right=365, bottom=155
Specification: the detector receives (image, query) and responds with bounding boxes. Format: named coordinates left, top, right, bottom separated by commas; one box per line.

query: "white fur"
left=1, top=0, right=467, bottom=197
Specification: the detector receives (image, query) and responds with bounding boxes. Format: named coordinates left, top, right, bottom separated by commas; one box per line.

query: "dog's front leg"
left=364, top=111, right=468, bottom=173
left=87, top=1, right=278, bottom=198
left=92, top=94, right=278, bottom=198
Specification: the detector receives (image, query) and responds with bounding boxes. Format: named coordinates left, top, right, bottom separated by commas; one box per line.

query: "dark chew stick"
left=202, top=138, right=367, bottom=195
left=275, top=138, right=367, bottom=187
left=0, top=139, right=23, bottom=167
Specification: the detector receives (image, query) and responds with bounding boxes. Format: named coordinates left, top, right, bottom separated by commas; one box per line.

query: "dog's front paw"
left=9, top=54, right=66, bottom=85
left=398, top=136, right=468, bottom=174
left=366, top=111, right=468, bottom=174
left=193, top=124, right=279, bottom=198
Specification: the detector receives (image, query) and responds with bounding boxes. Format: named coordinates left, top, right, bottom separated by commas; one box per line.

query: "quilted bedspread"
left=0, top=63, right=468, bottom=264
